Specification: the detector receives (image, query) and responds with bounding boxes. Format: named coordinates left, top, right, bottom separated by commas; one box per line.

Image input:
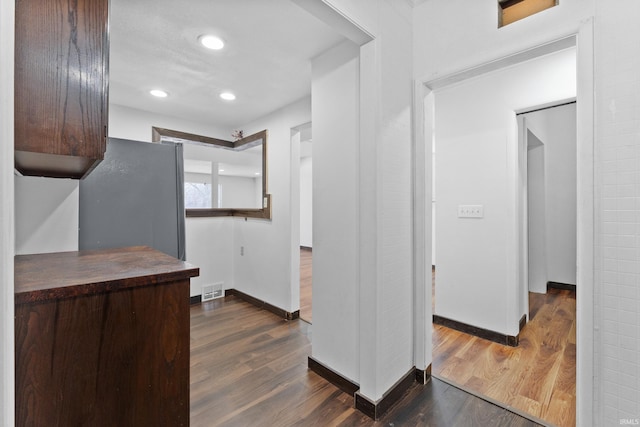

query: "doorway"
left=292, top=122, right=314, bottom=323
left=520, top=102, right=577, bottom=300
left=428, top=46, right=579, bottom=427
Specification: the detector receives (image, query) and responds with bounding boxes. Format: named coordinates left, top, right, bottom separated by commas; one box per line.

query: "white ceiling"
left=109, top=0, right=345, bottom=129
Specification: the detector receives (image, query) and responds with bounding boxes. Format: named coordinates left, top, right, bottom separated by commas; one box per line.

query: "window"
left=498, top=0, right=558, bottom=28
left=184, top=182, right=213, bottom=208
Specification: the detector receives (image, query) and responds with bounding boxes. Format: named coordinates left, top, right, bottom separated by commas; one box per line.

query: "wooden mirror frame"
left=152, top=127, right=271, bottom=219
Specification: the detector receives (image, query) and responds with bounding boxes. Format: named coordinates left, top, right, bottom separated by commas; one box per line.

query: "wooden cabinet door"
left=15, top=0, right=109, bottom=179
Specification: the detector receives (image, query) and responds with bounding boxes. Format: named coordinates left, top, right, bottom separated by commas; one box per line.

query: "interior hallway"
left=190, top=296, right=541, bottom=426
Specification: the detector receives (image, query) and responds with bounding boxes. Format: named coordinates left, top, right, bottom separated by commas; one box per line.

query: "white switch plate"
left=458, top=205, right=484, bottom=218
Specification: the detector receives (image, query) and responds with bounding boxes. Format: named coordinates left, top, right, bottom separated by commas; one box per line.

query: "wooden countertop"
left=15, top=246, right=199, bottom=305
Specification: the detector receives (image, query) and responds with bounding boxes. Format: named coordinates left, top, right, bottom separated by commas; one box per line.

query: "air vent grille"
left=202, top=283, right=224, bottom=301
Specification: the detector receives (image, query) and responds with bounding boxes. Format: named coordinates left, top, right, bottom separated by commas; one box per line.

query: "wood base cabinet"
left=14, top=247, right=199, bottom=426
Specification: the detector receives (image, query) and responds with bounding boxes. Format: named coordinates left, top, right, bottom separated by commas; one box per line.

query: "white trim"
left=425, top=36, right=576, bottom=91
left=0, top=0, right=15, bottom=424
left=291, top=0, right=374, bottom=46
left=411, top=82, right=433, bottom=370
left=289, top=128, right=302, bottom=312
left=357, top=38, right=380, bottom=399
left=575, top=18, right=595, bottom=427
left=412, top=81, right=432, bottom=372
left=514, top=97, right=576, bottom=115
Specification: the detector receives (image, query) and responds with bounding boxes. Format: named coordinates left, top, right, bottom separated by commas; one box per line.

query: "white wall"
left=434, top=48, right=576, bottom=336
left=368, top=1, right=414, bottom=399
left=109, top=103, right=230, bottom=143
left=311, top=40, right=360, bottom=382
left=233, top=97, right=311, bottom=312
left=432, top=153, right=436, bottom=265
left=0, top=0, right=15, bottom=422
left=414, top=0, right=593, bottom=81
left=525, top=103, right=577, bottom=289
left=299, top=156, right=313, bottom=247
left=527, top=132, right=547, bottom=294
left=185, top=172, right=211, bottom=185
left=594, top=1, right=640, bottom=423
left=308, top=0, right=415, bottom=402
left=14, top=177, right=79, bottom=255
left=219, top=176, right=259, bottom=208
left=185, top=218, right=234, bottom=298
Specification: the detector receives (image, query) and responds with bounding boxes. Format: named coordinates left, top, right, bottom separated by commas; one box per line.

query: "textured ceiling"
left=109, top=0, right=345, bottom=129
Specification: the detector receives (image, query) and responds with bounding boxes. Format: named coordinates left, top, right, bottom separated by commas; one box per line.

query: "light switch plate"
left=458, top=205, right=484, bottom=218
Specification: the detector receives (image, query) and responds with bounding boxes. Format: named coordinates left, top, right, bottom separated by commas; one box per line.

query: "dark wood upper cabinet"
left=14, top=0, right=109, bottom=179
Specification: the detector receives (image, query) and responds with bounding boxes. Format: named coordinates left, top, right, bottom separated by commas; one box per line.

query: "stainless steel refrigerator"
left=79, top=137, right=186, bottom=260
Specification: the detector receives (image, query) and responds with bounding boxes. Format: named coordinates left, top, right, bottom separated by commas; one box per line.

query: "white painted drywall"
left=413, top=0, right=593, bottom=81
left=432, top=153, right=436, bottom=265
left=0, top=0, right=15, bottom=421
left=594, top=2, right=640, bottom=423
left=365, top=1, right=414, bottom=400
left=434, top=48, right=576, bottom=336
left=218, top=176, right=259, bottom=209
left=185, top=217, right=234, bottom=297
left=232, top=97, right=311, bottom=312
left=310, top=1, right=415, bottom=402
left=109, top=103, right=230, bottom=143
left=14, top=177, right=79, bottom=255
left=311, top=40, right=360, bottom=383
left=185, top=172, right=211, bottom=185
left=299, top=156, right=313, bottom=248
left=290, top=130, right=302, bottom=306
left=525, top=103, right=577, bottom=288
left=254, top=177, right=262, bottom=210
left=527, top=133, right=547, bottom=294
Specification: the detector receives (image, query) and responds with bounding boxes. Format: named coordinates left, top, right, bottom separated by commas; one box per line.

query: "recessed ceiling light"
left=220, top=92, right=236, bottom=101
left=199, top=35, right=224, bottom=50
left=219, top=169, right=225, bottom=172
left=150, top=89, right=168, bottom=98
left=254, top=172, right=260, bottom=175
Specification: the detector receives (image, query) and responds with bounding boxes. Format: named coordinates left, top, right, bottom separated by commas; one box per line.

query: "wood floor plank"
left=543, top=389, right=576, bottom=427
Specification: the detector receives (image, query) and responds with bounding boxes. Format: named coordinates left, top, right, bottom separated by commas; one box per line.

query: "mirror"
left=152, top=127, right=271, bottom=219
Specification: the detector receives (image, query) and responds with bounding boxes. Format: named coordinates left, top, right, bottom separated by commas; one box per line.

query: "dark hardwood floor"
left=190, top=296, right=541, bottom=426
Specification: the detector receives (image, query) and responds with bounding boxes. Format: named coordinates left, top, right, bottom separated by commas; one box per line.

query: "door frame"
left=412, top=22, right=594, bottom=426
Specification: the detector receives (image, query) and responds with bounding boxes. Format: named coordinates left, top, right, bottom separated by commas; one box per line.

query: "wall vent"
left=202, top=283, right=224, bottom=301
